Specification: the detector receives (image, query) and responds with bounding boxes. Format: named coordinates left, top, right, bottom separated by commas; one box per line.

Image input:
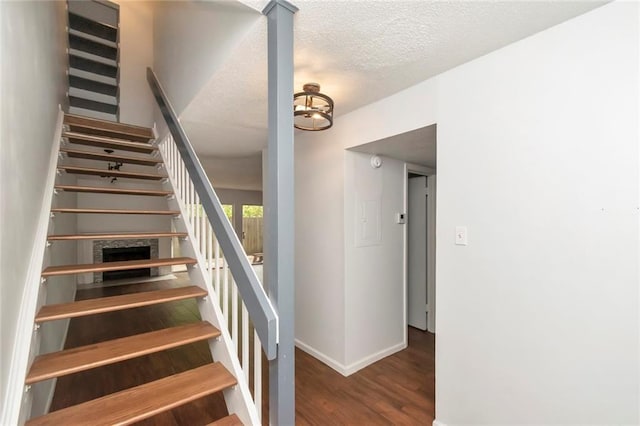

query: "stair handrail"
left=146, top=67, right=278, bottom=360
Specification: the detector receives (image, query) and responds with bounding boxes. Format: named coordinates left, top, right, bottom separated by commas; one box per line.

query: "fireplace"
left=93, top=238, right=159, bottom=283
left=102, top=246, right=151, bottom=281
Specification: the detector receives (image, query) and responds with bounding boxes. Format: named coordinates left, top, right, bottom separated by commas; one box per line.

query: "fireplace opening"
left=102, top=246, right=151, bottom=281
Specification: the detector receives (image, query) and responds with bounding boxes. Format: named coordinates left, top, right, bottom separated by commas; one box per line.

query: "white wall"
left=294, top=129, right=347, bottom=368
left=201, top=155, right=263, bottom=191
left=434, top=3, right=638, bottom=423
left=0, top=0, right=68, bottom=416
left=115, top=0, right=155, bottom=127
left=344, top=152, right=406, bottom=371
left=153, top=1, right=260, bottom=115
left=295, top=2, right=639, bottom=423
left=216, top=188, right=262, bottom=207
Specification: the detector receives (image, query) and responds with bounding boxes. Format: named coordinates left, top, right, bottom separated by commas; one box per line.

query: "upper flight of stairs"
left=26, top=113, right=244, bottom=425
left=67, top=1, right=120, bottom=120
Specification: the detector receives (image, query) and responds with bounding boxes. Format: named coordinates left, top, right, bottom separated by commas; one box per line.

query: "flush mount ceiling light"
left=293, top=82, right=334, bottom=131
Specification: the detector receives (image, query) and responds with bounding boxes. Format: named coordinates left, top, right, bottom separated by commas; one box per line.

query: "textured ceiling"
left=182, top=0, right=606, bottom=158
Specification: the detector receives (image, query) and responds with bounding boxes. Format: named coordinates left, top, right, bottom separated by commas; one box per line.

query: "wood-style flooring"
left=50, top=274, right=435, bottom=425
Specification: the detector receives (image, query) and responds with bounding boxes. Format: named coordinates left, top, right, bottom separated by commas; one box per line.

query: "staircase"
left=67, top=1, right=120, bottom=120
left=25, top=114, right=248, bottom=425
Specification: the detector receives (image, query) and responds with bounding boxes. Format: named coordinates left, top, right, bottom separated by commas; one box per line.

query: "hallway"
left=50, top=274, right=435, bottom=424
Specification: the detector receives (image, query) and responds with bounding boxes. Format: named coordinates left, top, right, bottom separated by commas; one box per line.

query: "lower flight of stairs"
left=26, top=114, right=243, bottom=425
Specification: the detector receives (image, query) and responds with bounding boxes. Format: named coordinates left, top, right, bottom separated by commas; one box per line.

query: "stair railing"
left=147, top=68, right=277, bottom=420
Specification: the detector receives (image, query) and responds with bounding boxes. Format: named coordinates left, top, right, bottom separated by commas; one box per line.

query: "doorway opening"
left=346, top=123, right=437, bottom=420
left=406, top=167, right=436, bottom=334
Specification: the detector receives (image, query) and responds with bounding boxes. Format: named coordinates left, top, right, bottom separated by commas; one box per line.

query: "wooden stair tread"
left=54, top=185, right=172, bottom=197
left=42, top=257, right=196, bottom=277
left=26, top=363, right=236, bottom=426
left=65, top=113, right=153, bottom=139
left=207, top=414, right=243, bottom=426
left=61, top=148, right=162, bottom=166
left=50, top=208, right=179, bottom=215
left=58, top=165, right=166, bottom=180
left=48, top=231, right=187, bottom=241
left=26, top=321, right=220, bottom=384
left=36, top=286, right=207, bottom=323
left=63, top=131, right=157, bottom=153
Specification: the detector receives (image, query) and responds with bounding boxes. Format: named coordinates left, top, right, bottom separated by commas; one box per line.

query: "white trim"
left=296, top=339, right=407, bottom=377
left=426, top=174, right=436, bottom=333
left=402, top=164, right=409, bottom=341
left=343, top=341, right=406, bottom=376
left=1, top=107, right=65, bottom=425
left=295, top=339, right=349, bottom=376
left=433, top=419, right=447, bottom=426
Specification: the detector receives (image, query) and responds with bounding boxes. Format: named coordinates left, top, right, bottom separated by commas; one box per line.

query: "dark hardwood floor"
left=292, top=327, right=434, bottom=425
left=49, top=274, right=435, bottom=425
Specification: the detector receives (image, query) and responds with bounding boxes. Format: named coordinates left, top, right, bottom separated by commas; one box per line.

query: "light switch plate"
left=455, top=226, right=468, bottom=245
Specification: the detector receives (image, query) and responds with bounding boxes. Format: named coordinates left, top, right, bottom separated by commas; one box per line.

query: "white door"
left=408, top=176, right=428, bottom=330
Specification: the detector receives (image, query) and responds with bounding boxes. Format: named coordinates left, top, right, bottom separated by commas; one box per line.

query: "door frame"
left=403, top=163, right=436, bottom=336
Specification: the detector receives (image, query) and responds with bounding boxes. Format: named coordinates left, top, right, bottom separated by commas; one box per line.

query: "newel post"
left=262, top=0, right=298, bottom=424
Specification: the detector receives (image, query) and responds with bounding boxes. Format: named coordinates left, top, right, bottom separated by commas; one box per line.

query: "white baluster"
left=207, top=221, right=213, bottom=277
left=201, top=213, right=207, bottom=258
left=172, top=141, right=178, bottom=182
left=181, top=160, right=186, bottom=203
left=182, top=161, right=187, bottom=205
left=232, top=280, right=238, bottom=354
left=185, top=174, right=191, bottom=224
left=223, top=253, right=230, bottom=325
left=190, top=181, right=195, bottom=228
left=186, top=170, right=191, bottom=220
left=178, top=155, right=183, bottom=200
left=254, top=330, right=262, bottom=421
left=242, top=302, right=249, bottom=379
left=215, top=239, right=221, bottom=305
left=170, top=138, right=174, bottom=170
left=194, top=193, right=200, bottom=247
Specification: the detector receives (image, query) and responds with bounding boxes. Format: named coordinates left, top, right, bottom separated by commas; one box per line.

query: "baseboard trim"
left=295, top=339, right=407, bottom=377
left=295, top=339, right=348, bottom=376
left=433, top=419, right=446, bottom=426
left=343, top=341, right=406, bottom=376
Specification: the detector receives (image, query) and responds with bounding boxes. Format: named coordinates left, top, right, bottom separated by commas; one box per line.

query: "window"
left=242, top=205, right=263, bottom=254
